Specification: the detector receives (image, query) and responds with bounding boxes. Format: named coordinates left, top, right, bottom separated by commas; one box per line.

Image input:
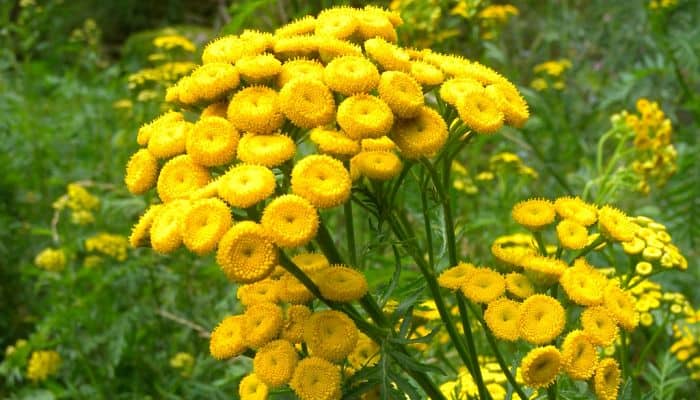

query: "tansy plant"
left=126, top=6, right=700, bottom=400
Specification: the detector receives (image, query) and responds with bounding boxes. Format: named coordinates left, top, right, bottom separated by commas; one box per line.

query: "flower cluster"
left=153, top=34, right=196, bottom=53
left=52, top=183, right=100, bottom=225
left=125, top=5, right=527, bottom=280
left=531, top=59, right=571, bottom=91
left=671, top=305, right=700, bottom=380
left=209, top=253, right=373, bottom=400
left=26, top=350, right=61, bottom=382
left=620, top=98, right=677, bottom=194
left=34, top=248, right=67, bottom=272
left=85, top=232, right=129, bottom=262
left=649, top=0, right=678, bottom=10
left=621, top=215, right=687, bottom=274
left=451, top=152, right=537, bottom=196
left=436, top=196, right=691, bottom=399
left=169, top=352, right=195, bottom=378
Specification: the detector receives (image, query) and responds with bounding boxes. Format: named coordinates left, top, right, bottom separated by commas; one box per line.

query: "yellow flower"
left=129, top=204, right=163, bottom=248
left=512, top=198, right=556, bottom=230
left=520, top=346, right=561, bottom=388
left=410, top=61, right=445, bottom=86
left=290, top=357, right=342, bottom=400
left=156, top=155, right=211, bottom=203
left=227, top=86, right=285, bottom=135
left=460, top=267, right=505, bottom=304
left=594, top=358, right=621, bottom=400
left=438, top=262, right=475, bottom=290
left=244, top=302, right=284, bottom=348
left=236, top=54, right=282, bottom=83
left=273, top=35, right=319, bottom=59
left=237, top=133, right=296, bottom=167
left=292, top=252, right=330, bottom=273
left=364, top=37, right=411, bottom=72
left=85, top=233, right=129, bottom=261
left=518, top=294, right=565, bottom=345
left=217, top=164, right=276, bottom=209
left=361, top=136, right=396, bottom=152
left=180, top=198, right=232, bottom=255
left=261, top=194, right=319, bottom=248
left=179, top=63, right=240, bottom=104
left=560, top=258, right=607, bottom=306
left=147, top=120, right=191, bottom=159
left=281, top=304, right=313, bottom=343
left=26, top=350, right=61, bottom=382
left=378, top=70, right=424, bottom=118
left=337, top=94, right=394, bottom=140
left=356, top=8, right=397, bottom=42
left=315, top=7, right=359, bottom=39
left=491, top=241, right=536, bottom=267
left=125, top=149, right=158, bottom=194
left=202, top=35, right=268, bottom=65
left=169, top=352, right=195, bottom=377
left=253, top=339, right=299, bottom=388
left=635, top=261, right=653, bottom=276
left=310, top=128, right=361, bottom=157
left=279, top=273, right=315, bottom=304
left=504, top=272, right=536, bottom=299
left=275, top=15, right=317, bottom=38
left=186, top=116, right=239, bottom=167
left=239, top=373, right=269, bottom=400
left=352, top=151, right=403, bottom=180
left=598, top=205, right=636, bottom=242
left=209, top=315, right=248, bottom=359
left=279, top=77, right=336, bottom=129
left=150, top=199, right=190, bottom=253
left=277, top=58, right=325, bottom=88
left=603, top=284, right=638, bottom=331
left=520, top=255, right=567, bottom=286
left=484, top=297, right=521, bottom=341
left=439, top=77, right=483, bottom=106
left=553, top=196, right=597, bottom=226
left=304, top=310, right=358, bottom=363
left=291, top=155, right=351, bottom=208
left=216, top=221, right=278, bottom=283
left=317, top=37, right=363, bottom=62
left=390, top=106, right=448, bottom=159
left=237, top=279, right=280, bottom=306
left=348, top=333, right=380, bottom=369
left=323, top=55, right=380, bottom=96
left=34, top=248, right=67, bottom=272
left=137, top=111, right=184, bottom=146
left=581, top=306, right=619, bottom=346
left=556, top=219, right=588, bottom=250
left=316, top=265, right=368, bottom=302
left=561, top=330, right=598, bottom=380
left=456, top=92, right=505, bottom=134
left=622, top=237, right=645, bottom=255
left=484, top=82, right=530, bottom=128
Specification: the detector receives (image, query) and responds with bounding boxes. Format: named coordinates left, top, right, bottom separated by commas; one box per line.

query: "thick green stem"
left=316, top=221, right=344, bottom=264
left=420, top=176, right=436, bottom=267
left=344, top=200, right=358, bottom=267
left=533, top=231, right=549, bottom=256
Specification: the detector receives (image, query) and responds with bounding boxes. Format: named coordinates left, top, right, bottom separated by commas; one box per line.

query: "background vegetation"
left=1, top=0, right=698, bottom=398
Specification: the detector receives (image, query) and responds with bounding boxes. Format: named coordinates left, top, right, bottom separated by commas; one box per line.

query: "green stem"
left=633, top=308, right=671, bottom=377
left=620, top=330, right=630, bottom=379
left=420, top=158, right=458, bottom=266
left=344, top=200, right=358, bottom=267
left=521, top=132, right=573, bottom=195
left=568, top=236, right=606, bottom=264
left=420, top=175, right=435, bottom=268
left=316, top=220, right=344, bottom=264
left=547, top=382, right=557, bottom=400
left=457, top=294, right=491, bottom=400
left=387, top=212, right=477, bottom=379
left=467, top=301, right=528, bottom=400
left=533, top=231, right=549, bottom=256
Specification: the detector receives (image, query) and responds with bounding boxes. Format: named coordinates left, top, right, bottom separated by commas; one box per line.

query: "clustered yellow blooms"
left=649, top=0, right=678, bottom=10
left=127, top=62, right=198, bottom=91
left=531, top=59, right=571, bottom=91
left=123, top=7, right=528, bottom=279
left=209, top=252, right=375, bottom=400
left=4, top=339, right=28, bottom=357
left=85, top=232, right=129, bottom=261
left=671, top=306, right=700, bottom=380
left=440, top=357, right=512, bottom=400
left=26, top=350, right=61, bottom=382
left=169, top=352, right=195, bottom=378
left=436, top=196, right=690, bottom=399
left=621, top=215, right=687, bottom=274
left=34, top=248, right=67, bottom=272
left=620, top=98, right=677, bottom=194
left=123, top=6, right=528, bottom=399
left=153, top=34, right=196, bottom=53
left=52, top=183, right=100, bottom=225
left=451, top=152, right=536, bottom=195
left=451, top=3, right=520, bottom=40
